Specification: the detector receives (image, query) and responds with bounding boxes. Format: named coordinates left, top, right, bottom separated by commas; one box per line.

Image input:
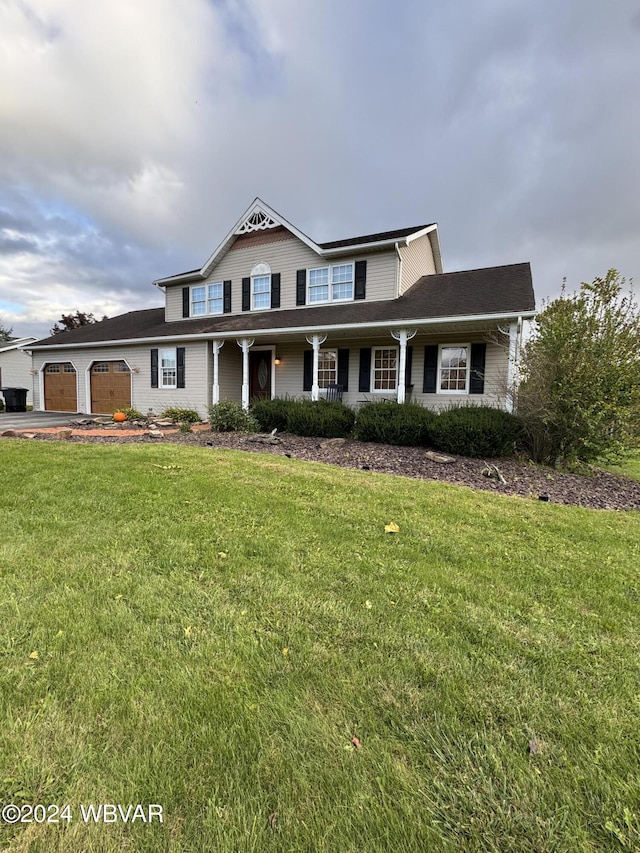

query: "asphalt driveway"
left=0, top=411, right=83, bottom=430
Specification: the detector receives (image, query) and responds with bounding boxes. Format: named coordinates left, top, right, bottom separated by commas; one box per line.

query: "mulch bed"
left=13, top=426, right=640, bottom=512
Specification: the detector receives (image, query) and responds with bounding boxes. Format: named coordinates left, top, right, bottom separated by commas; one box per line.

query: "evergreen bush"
left=286, top=400, right=355, bottom=438
left=251, top=397, right=296, bottom=433
left=208, top=400, right=258, bottom=433
left=354, top=401, right=436, bottom=446
left=430, top=405, right=523, bottom=458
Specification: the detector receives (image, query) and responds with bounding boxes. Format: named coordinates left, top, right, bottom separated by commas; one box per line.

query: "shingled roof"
left=31, top=263, right=534, bottom=348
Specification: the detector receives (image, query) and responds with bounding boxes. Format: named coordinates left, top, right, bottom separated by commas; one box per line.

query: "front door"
left=249, top=350, right=272, bottom=401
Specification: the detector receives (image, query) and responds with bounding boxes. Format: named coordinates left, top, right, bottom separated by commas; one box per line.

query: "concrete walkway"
left=0, top=411, right=81, bottom=430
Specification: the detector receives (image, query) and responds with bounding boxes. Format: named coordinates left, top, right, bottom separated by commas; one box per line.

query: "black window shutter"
left=303, top=350, right=313, bottom=392
left=469, top=343, right=486, bottom=394
left=271, top=273, right=281, bottom=309
left=176, top=347, right=186, bottom=389
left=405, top=345, right=413, bottom=390
left=337, top=349, right=349, bottom=391
left=296, top=269, right=306, bottom=305
left=223, top=280, right=232, bottom=313
left=358, top=347, right=371, bottom=392
left=182, top=287, right=190, bottom=318
left=150, top=349, right=159, bottom=388
left=354, top=260, right=367, bottom=300
left=423, top=345, right=438, bottom=393
left=242, top=277, right=250, bottom=311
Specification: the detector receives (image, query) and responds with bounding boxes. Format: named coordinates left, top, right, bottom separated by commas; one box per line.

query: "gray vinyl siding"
left=0, top=349, right=35, bottom=404
left=165, top=237, right=398, bottom=322
left=399, top=234, right=436, bottom=295
left=32, top=342, right=211, bottom=417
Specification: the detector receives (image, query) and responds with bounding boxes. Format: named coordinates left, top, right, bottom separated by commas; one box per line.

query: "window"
left=92, top=363, right=110, bottom=373
left=63, top=364, right=77, bottom=373
left=252, top=275, right=271, bottom=309
left=308, top=263, right=354, bottom=303
left=113, top=362, right=130, bottom=373
left=317, top=350, right=337, bottom=389
left=46, top=364, right=60, bottom=373
left=439, top=345, right=469, bottom=393
left=160, top=349, right=177, bottom=388
left=192, top=282, right=223, bottom=316
left=372, top=347, right=397, bottom=391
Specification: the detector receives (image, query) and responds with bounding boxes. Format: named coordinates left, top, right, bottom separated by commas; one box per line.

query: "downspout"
left=395, top=242, right=403, bottom=297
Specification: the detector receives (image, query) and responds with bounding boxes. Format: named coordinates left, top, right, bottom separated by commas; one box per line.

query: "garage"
left=44, top=363, right=78, bottom=412
left=90, top=360, right=132, bottom=414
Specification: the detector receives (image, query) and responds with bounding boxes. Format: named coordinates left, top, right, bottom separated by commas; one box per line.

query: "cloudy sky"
left=1, top=0, right=639, bottom=340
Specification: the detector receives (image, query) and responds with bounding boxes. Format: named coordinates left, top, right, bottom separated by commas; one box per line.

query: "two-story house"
left=29, top=198, right=536, bottom=416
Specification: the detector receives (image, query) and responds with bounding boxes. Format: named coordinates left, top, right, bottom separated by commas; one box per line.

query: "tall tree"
left=517, top=270, right=640, bottom=466
left=0, top=317, right=13, bottom=342
left=50, top=310, right=107, bottom=336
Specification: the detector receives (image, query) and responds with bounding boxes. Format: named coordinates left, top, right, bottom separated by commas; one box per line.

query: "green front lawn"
left=1, top=441, right=639, bottom=852
left=601, top=453, right=640, bottom=482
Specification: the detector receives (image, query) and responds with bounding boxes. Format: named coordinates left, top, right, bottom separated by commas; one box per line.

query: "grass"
left=600, top=452, right=640, bottom=482
left=1, top=441, right=639, bottom=852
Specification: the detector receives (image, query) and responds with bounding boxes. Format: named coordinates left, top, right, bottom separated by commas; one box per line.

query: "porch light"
left=274, top=356, right=283, bottom=365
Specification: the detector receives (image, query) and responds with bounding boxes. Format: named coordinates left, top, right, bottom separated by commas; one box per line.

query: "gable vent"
left=235, top=210, right=279, bottom=234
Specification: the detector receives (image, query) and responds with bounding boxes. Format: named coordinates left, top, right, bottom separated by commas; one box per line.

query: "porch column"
left=305, top=333, right=327, bottom=401
left=236, top=338, right=255, bottom=410
left=211, top=340, right=224, bottom=405
left=391, top=328, right=417, bottom=404
left=505, top=319, right=520, bottom=413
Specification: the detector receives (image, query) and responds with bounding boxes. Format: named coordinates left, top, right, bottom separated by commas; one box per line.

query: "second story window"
left=308, top=263, right=354, bottom=304
left=251, top=262, right=272, bottom=310
left=192, top=283, right=223, bottom=316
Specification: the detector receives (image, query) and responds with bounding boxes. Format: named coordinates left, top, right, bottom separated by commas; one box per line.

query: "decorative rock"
left=247, top=434, right=282, bottom=445
left=148, top=423, right=159, bottom=431
left=1, top=429, right=16, bottom=437
left=147, top=430, right=164, bottom=438
left=425, top=450, right=456, bottom=464
left=53, top=429, right=73, bottom=440
left=155, top=418, right=175, bottom=427
left=21, top=432, right=37, bottom=439
left=319, top=437, right=347, bottom=449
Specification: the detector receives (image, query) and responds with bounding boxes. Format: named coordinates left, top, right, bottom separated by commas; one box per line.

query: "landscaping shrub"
left=286, top=399, right=355, bottom=438
left=121, top=406, right=145, bottom=421
left=430, top=405, right=523, bottom=458
left=251, top=397, right=296, bottom=433
left=354, top=401, right=436, bottom=446
left=162, top=407, right=201, bottom=424
left=208, top=400, right=258, bottom=432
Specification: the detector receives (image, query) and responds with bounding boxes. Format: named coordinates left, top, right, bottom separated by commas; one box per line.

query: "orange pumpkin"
left=113, top=411, right=127, bottom=423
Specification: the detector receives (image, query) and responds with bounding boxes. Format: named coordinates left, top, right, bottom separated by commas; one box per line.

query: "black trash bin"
left=1, top=387, right=29, bottom=412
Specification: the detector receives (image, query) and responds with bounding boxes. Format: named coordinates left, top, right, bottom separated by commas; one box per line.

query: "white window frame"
left=160, top=348, right=177, bottom=390
left=191, top=282, right=223, bottom=316
left=371, top=346, right=398, bottom=392
left=317, top=349, right=338, bottom=390
left=307, top=262, right=354, bottom=304
left=251, top=262, right=271, bottom=311
left=437, top=344, right=470, bottom=394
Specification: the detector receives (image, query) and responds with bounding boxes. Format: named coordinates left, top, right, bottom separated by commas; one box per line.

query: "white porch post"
left=236, top=338, right=255, bottom=410
left=211, top=340, right=224, bottom=405
left=505, top=319, right=520, bottom=413
left=391, top=328, right=417, bottom=404
left=305, top=333, right=327, bottom=401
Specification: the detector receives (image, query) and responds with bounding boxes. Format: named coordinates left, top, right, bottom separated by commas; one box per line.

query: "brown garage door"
left=44, top=363, right=78, bottom=412
left=90, top=361, right=131, bottom=414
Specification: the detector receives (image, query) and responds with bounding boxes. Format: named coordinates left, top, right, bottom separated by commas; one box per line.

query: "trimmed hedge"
left=208, top=400, right=258, bottom=433
left=250, top=397, right=355, bottom=438
left=354, top=401, right=436, bottom=447
left=430, top=405, right=523, bottom=458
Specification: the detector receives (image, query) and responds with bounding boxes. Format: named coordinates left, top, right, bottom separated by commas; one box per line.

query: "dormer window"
left=308, top=263, right=354, bottom=303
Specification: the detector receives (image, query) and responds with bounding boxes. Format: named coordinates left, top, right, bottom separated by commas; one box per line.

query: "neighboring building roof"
left=0, top=336, right=38, bottom=353
left=318, top=225, right=433, bottom=250
left=30, top=263, right=535, bottom=349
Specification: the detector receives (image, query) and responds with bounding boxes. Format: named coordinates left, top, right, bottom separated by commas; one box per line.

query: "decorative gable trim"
left=235, top=209, right=280, bottom=234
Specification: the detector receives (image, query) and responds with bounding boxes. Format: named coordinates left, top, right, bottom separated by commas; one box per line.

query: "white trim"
left=27, top=311, right=537, bottom=351
left=437, top=343, right=471, bottom=395
left=153, top=197, right=433, bottom=285
left=371, top=345, right=399, bottom=393
left=40, top=359, right=80, bottom=413
left=307, top=262, right=354, bottom=305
